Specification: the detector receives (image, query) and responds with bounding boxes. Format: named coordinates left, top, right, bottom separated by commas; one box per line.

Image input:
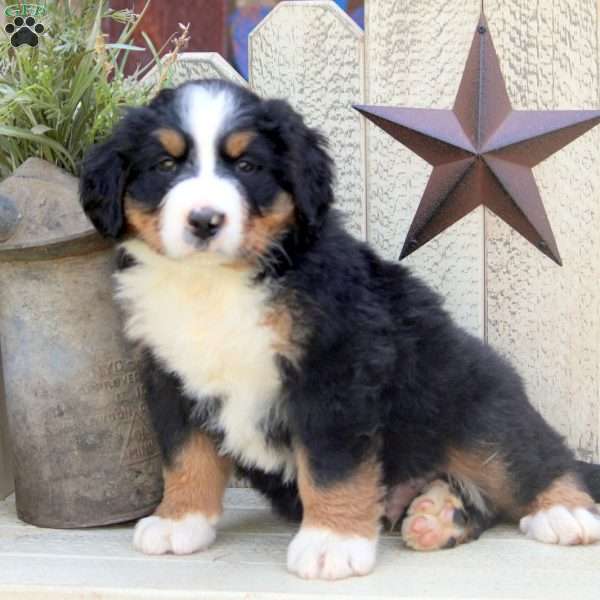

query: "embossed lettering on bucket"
left=0, top=158, right=162, bottom=528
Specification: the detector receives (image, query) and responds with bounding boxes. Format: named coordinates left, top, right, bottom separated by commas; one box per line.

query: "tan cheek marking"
left=243, top=192, right=295, bottom=256
left=446, top=447, right=515, bottom=514
left=124, top=198, right=163, bottom=254
left=224, top=130, right=257, bottom=159
left=156, top=432, right=233, bottom=521
left=296, top=447, right=384, bottom=539
left=154, top=128, right=186, bottom=158
left=525, top=473, right=595, bottom=515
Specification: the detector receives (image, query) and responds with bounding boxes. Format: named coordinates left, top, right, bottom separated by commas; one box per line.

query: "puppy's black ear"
left=261, top=99, right=334, bottom=231
left=79, top=137, right=127, bottom=239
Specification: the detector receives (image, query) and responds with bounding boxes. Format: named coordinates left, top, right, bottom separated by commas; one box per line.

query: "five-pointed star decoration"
left=355, top=13, right=600, bottom=265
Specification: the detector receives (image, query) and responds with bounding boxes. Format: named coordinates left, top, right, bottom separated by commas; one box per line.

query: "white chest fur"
left=115, top=240, right=295, bottom=479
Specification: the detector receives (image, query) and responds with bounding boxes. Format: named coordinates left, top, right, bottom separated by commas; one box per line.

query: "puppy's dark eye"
left=236, top=159, right=256, bottom=174
left=158, top=158, right=177, bottom=172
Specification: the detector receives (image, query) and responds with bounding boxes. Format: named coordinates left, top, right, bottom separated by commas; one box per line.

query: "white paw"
left=520, top=506, right=600, bottom=545
left=133, top=513, right=216, bottom=555
left=287, top=527, right=377, bottom=580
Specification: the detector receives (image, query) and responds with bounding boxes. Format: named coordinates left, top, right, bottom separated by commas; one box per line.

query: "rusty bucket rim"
left=0, top=230, right=112, bottom=262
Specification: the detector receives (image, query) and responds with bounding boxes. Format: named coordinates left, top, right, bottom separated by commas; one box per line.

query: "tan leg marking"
left=402, top=479, right=469, bottom=551
left=296, top=447, right=383, bottom=538
left=154, top=128, right=187, bottom=157
left=446, top=446, right=514, bottom=516
left=287, top=448, right=383, bottom=579
left=133, top=432, right=232, bottom=555
left=125, top=198, right=163, bottom=254
left=223, top=130, right=257, bottom=159
left=524, top=473, right=595, bottom=514
left=242, top=192, right=295, bottom=258
left=157, top=432, right=233, bottom=521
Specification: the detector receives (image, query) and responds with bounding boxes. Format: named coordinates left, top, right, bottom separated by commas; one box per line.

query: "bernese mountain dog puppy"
left=80, top=79, right=600, bottom=580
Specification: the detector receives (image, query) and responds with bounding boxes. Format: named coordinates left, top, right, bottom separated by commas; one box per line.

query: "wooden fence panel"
left=249, top=1, right=366, bottom=239
left=485, top=0, right=600, bottom=461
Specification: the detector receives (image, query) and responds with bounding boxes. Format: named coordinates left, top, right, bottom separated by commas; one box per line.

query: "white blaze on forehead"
left=180, top=84, right=237, bottom=174
left=159, top=84, right=246, bottom=259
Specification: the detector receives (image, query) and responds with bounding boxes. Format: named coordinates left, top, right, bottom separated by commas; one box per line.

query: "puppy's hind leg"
left=518, top=473, right=600, bottom=545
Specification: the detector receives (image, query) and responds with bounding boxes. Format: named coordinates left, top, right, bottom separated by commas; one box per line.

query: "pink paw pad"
left=401, top=480, right=467, bottom=551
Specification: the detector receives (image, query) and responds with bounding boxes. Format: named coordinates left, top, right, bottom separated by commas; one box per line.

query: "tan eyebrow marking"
left=224, top=130, right=257, bottom=159
left=154, top=128, right=187, bottom=158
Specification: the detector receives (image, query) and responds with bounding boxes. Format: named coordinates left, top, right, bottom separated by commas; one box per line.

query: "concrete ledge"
left=1, top=489, right=599, bottom=599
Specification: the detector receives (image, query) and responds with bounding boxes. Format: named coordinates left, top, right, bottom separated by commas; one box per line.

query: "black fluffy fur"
left=81, top=79, right=600, bottom=538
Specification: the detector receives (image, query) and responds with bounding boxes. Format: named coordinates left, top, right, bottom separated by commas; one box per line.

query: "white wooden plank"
left=249, top=1, right=366, bottom=239
left=484, top=0, right=600, bottom=461
left=364, top=0, right=484, bottom=338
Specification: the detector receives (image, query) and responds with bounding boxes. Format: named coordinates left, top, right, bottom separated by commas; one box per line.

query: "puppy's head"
left=80, top=79, right=333, bottom=263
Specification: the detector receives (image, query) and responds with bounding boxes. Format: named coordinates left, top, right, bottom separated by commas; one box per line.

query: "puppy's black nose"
left=187, top=208, right=225, bottom=240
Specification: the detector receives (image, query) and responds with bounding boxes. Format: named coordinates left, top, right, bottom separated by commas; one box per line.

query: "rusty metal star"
left=355, top=13, right=600, bottom=265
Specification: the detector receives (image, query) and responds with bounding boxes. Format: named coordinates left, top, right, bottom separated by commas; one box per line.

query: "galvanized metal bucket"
left=0, top=158, right=162, bottom=528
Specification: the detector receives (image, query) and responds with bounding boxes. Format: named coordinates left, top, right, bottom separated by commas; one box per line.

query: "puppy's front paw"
left=287, top=527, right=377, bottom=580
left=133, top=513, right=216, bottom=555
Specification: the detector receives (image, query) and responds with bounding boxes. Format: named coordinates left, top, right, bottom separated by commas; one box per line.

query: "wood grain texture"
left=364, top=0, right=484, bottom=338
left=249, top=1, right=366, bottom=238
left=484, top=0, right=600, bottom=461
